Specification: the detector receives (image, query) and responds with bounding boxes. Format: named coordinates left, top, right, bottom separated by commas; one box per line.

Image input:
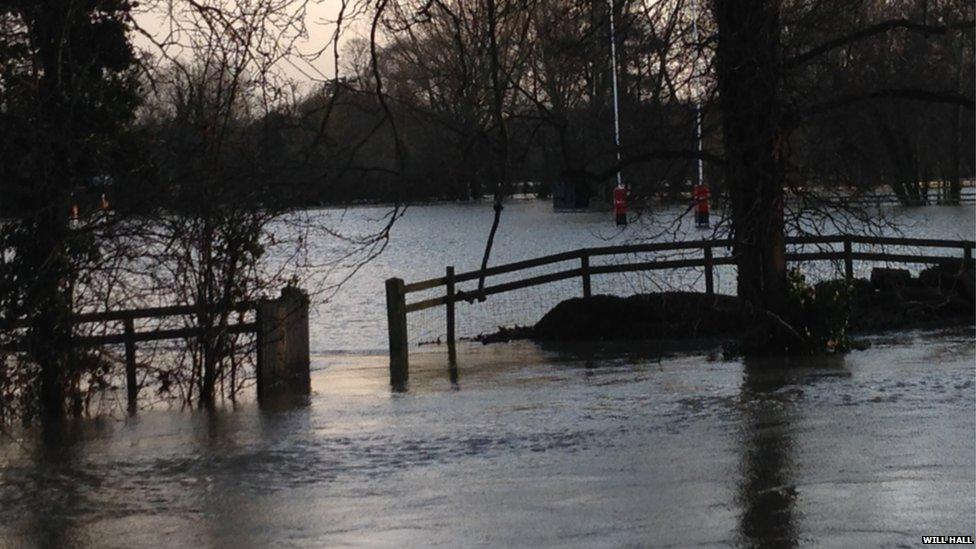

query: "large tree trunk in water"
left=29, top=3, right=77, bottom=420
left=31, top=214, right=71, bottom=421
left=712, top=0, right=788, bottom=315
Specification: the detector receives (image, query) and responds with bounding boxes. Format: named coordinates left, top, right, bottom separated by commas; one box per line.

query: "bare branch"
left=786, top=18, right=976, bottom=70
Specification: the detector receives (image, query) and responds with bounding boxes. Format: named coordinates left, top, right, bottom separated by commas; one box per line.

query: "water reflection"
left=447, top=358, right=460, bottom=389
left=257, top=392, right=311, bottom=412
left=736, top=354, right=847, bottom=547
left=2, top=334, right=970, bottom=547
left=24, top=419, right=100, bottom=549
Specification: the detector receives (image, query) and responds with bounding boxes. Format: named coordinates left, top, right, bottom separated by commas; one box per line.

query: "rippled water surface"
left=1, top=328, right=973, bottom=547
left=2, top=201, right=974, bottom=547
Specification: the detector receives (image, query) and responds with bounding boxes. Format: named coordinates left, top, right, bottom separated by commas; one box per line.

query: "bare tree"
left=125, top=0, right=405, bottom=408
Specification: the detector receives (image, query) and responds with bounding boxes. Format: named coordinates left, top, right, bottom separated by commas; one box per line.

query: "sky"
left=131, top=0, right=365, bottom=85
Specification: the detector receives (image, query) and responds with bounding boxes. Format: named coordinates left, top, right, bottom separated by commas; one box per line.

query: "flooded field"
left=1, top=201, right=973, bottom=547
left=307, top=200, right=975, bottom=353
left=1, top=328, right=973, bottom=547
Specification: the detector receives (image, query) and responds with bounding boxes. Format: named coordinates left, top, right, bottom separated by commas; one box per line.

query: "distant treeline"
left=112, top=0, right=970, bottom=211
left=3, top=0, right=973, bottom=217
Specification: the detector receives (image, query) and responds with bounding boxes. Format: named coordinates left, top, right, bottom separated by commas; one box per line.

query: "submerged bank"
left=476, top=266, right=975, bottom=347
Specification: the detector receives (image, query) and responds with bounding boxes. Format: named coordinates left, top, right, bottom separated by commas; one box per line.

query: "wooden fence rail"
left=385, top=235, right=975, bottom=385
left=1, top=288, right=311, bottom=413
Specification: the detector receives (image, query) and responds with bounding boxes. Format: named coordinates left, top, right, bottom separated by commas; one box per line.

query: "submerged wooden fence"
left=2, top=287, right=310, bottom=413
left=838, top=191, right=976, bottom=207
left=386, top=235, right=975, bottom=385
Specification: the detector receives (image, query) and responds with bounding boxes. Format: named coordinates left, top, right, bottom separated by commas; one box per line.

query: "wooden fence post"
left=386, top=278, right=409, bottom=388
left=256, top=287, right=311, bottom=403
left=123, top=318, right=137, bottom=414
left=843, top=237, right=854, bottom=281
left=703, top=245, right=714, bottom=296
left=581, top=253, right=592, bottom=298
left=255, top=305, right=265, bottom=398
left=446, top=266, right=457, bottom=363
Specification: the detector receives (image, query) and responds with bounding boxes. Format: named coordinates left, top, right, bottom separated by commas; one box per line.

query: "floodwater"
left=309, top=200, right=975, bottom=353
left=1, top=200, right=974, bottom=547
left=0, top=328, right=973, bottom=547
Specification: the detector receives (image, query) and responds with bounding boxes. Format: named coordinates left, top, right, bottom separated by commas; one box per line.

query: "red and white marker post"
left=614, top=183, right=628, bottom=226
left=694, top=183, right=710, bottom=228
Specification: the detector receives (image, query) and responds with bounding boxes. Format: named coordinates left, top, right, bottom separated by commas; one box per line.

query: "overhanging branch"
left=802, top=88, right=976, bottom=119
left=786, top=18, right=976, bottom=69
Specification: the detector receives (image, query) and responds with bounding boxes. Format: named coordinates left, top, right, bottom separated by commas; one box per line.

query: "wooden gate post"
left=123, top=318, right=138, bottom=414
left=446, top=267, right=457, bottom=364
left=386, top=278, right=409, bottom=388
left=256, top=287, right=311, bottom=403
left=581, top=253, right=592, bottom=298
left=703, top=245, right=714, bottom=296
left=843, top=237, right=854, bottom=281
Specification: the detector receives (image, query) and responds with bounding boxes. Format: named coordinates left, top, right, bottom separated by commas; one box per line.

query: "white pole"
left=608, top=0, right=623, bottom=188
left=692, top=0, right=704, bottom=187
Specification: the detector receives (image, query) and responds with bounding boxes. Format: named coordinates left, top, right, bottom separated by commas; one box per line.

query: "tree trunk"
left=947, top=22, right=965, bottom=205
left=30, top=3, right=76, bottom=420
left=24, top=201, right=73, bottom=420
left=949, top=102, right=962, bottom=204
left=712, top=0, right=788, bottom=314
left=199, top=221, right=217, bottom=409
left=34, top=264, right=69, bottom=420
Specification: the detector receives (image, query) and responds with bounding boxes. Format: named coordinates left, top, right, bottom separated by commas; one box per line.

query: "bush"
left=792, top=271, right=855, bottom=353
left=730, top=269, right=856, bottom=357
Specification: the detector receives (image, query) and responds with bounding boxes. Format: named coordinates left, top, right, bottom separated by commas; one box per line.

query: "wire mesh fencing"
left=396, top=235, right=974, bottom=357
